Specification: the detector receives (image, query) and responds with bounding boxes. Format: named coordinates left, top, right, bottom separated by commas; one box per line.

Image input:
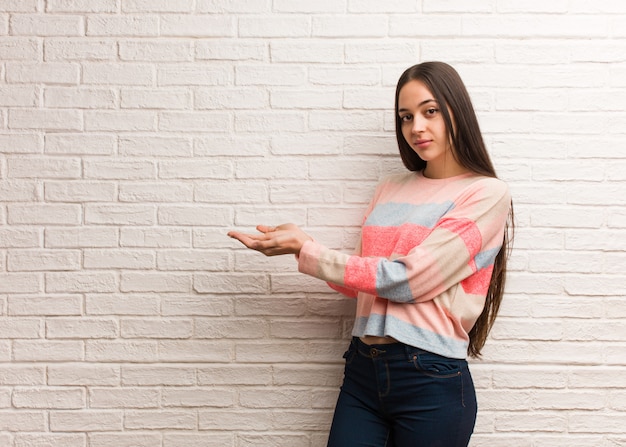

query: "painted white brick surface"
left=0, top=1, right=624, bottom=446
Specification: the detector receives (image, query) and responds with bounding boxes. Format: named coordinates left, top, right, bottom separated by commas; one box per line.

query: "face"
left=397, top=80, right=464, bottom=178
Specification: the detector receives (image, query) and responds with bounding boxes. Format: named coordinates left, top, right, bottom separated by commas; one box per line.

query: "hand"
left=227, top=223, right=313, bottom=256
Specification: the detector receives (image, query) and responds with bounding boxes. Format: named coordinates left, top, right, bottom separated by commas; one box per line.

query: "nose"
left=411, top=116, right=425, bottom=134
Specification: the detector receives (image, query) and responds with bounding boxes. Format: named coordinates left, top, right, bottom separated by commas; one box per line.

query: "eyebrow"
left=398, top=98, right=437, bottom=113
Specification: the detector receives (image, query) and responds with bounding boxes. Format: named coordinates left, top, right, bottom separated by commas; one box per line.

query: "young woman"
left=228, top=61, right=514, bottom=447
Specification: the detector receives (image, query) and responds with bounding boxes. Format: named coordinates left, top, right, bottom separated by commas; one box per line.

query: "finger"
left=256, top=225, right=276, bottom=234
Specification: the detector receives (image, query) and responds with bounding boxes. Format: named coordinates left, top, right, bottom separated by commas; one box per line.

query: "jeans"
left=327, top=337, right=477, bottom=447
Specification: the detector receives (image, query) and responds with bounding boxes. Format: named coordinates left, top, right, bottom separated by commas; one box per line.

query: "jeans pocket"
left=342, top=344, right=357, bottom=366
left=411, top=352, right=462, bottom=379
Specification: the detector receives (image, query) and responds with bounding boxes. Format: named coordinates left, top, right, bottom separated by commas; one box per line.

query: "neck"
left=423, top=163, right=470, bottom=179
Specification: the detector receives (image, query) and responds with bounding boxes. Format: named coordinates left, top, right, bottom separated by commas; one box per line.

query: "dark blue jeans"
left=327, top=337, right=477, bottom=447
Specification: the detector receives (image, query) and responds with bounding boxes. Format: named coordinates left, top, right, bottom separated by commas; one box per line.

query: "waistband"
left=352, top=336, right=432, bottom=360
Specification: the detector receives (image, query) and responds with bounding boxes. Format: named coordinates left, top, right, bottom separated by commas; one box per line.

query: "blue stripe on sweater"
left=375, top=260, right=413, bottom=303
left=353, top=314, right=468, bottom=359
left=364, top=201, right=455, bottom=228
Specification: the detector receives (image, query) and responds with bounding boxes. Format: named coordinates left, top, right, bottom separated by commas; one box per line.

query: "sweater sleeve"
left=298, top=179, right=511, bottom=303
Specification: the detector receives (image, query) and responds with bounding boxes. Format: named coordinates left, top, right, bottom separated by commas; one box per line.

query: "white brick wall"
left=0, top=1, right=624, bottom=446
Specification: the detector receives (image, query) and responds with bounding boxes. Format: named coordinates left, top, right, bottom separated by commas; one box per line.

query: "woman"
left=228, top=61, right=514, bottom=447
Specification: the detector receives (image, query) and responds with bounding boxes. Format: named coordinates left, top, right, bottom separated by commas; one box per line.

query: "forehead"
left=398, top=79, right=435, bottom=107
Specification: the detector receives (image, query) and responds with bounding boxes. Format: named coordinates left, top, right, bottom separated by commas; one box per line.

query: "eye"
left=425, top=108, right=439, bottom=116
left=400, top=114, right=412, bottom=122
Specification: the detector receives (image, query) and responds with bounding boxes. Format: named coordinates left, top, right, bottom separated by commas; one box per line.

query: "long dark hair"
left=394, top=61, right=514, bottom=358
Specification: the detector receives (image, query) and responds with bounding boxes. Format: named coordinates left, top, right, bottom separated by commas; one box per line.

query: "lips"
left=414, top=139, right=432, bottom=149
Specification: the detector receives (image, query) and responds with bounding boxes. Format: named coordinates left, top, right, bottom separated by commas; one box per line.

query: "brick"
left=0, top=180, right=39, bottom=201
left=236, top=65, right=306, bottom=86
left=48, top=364, right=120, bottom=386
left=239, top=434, right=311, bottom=447
left=85, top=204, right=156, bottom=225
left=235, top=341, right=345, bottom=363
left=89, top=387, right=159, bottom=408
left=45, top=38, right=117, bottom=60
left=45, top=180, right=116, bottom=202
left=159, top=111, right=230, bottom=132
left=45, top=227, right=118, bottom=248
left=0, top=0, right=38, bottom=12
left=199, top=409, right=272, bottom=431
left=0, top=85, right=37, bottom=106
left=13, top=340, right=83, bottom=361
left=195, top=87, right=268, bottom=110
left=120, top=228, right=191, bottom=248
left=194, top=318, right=268, bottom=339
left=197, top=365, right=271, bottom=386
left=0, top=133, right=42, bottom=154
left=158, top=205, right=232, bottom=226
left=122, top=365, right=196, bottom=386
left=158, top=340, right=233, bottom=362
left=309, top=66, right=380, bottom=86
left=123, top=0, right=194, bottom=13
left=6, top=62, right=79, bottom=84
left=125, top=410, right=196, bottom=429
left=9, top=109, right=82, bottom=131
left=8, top=204, right=82, bottom=225
left=121, top=318, right=193, bottom=338
left=164, top=433, right=234, bottom=447
left=12, top=387, right=85, bottom=409
left=46, top=317, right=118, bottom=339
left=50, top=410, right=122, bottom=432
left=87, top=15, right=158, bottom=36
left=273, top=365, right=343, bottom=387
left=85, top=294, right=160, bottom=316
left=345, top=43, right=418, bottom=64
left=157, top=249, right=230, bottom=271
left=270, top=90, right=342, bottom=110
left=83, top=63, right=153, bottom=86
left=14, top=434, right=86, bottom=447
left=270, top=319, right=341, bottom=339
left=120, top=39, right=193, bottom=62
left=161, top=295, right=233, bottom=317
left=0, top=411, right=45, bottom=431
left=8, top=157, right=81, bottom=179
left=8, top=249, right=81, bottom=271
left=120, top=273, right=191, bottom=293
left=239, top=16, right=310, bottom=38
left=194, top=135, right=269, bottom=158
left=195, top=39, right=266, bottom=61
left=44, top=87, right=116, bottom=109
left=45, top=271, right=117, bottom=294
left=83, top=159, right=155, bottom=179
left=86, top=341, right=158, bottom=362
left=162, top=388, right=234, bottom=407
left=119, top=182, right=193, bottom=203
left=271, top=40, right=344, bottom=63
left=0, top=365, right=45, bottom=385
left=240, top=388, right=311, bottom=409
left=160, top=14, right=235, bottom=37
left=10, top=14, right=83, bottom=36
left=0, top=37, right=40, bottom=60
left=195, top=180, right=268, bottom=204
left=159, top=159, right=233, bottom=179
left=120, top=89, right=192, bottom=110
left=85, top=110, right=156, bottom=131
left=273, top=0, right=344, bottom=12
left=45, top=133, right=115, bottom=155
left=234, top=158, right=307, bottom=180
left=312, top=15, right=387, bottom=37
left=46, top=0, right=117, bottom=12
left=197, top=0, right=271, bottom=13
left=89, top=433, right=162, bottom=447
left=120, top=136, right=192, bottom=156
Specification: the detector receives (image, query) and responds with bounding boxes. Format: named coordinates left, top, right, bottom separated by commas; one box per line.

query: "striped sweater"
left=298, top=170, right=511, bottom=359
